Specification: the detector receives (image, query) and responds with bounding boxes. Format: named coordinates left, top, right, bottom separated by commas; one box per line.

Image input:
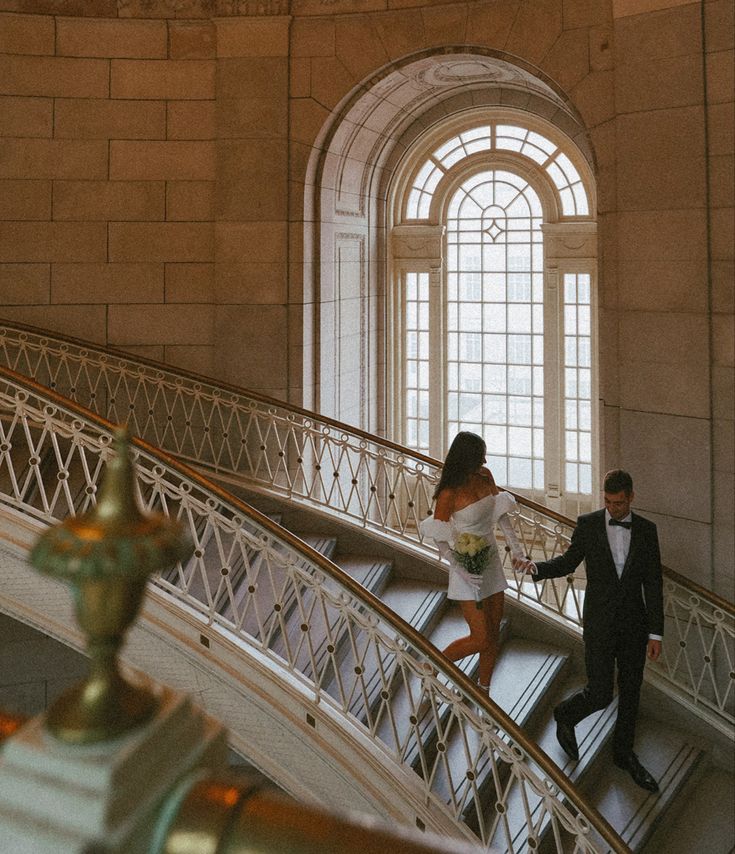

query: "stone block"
left=216, top=139, right=287, bottom=221
left=0, top=139, right=108, bottom=180
left=0, top=305, right=106, bottom=343
left=291, top=17, right=335, bottom=57
left=617, top=259, right=708, bottom=312
left=620, top=310, right=709, bottom=366
left=707, top=101, right=734, bottom=156
left=0, top=12, right=54, bottom=55
left=291, top=0, right=384, bottom=13
left=615, top=53, right=703, bottom=113
left=714, top=472, right=734, bottom=527
left=617, top=209, right=707, bottom=261
left=0, top=222, right=107, bottom=263
left=714, top=418, right=734, bottom=473
left=308, top=56, right=355, bottom=111
left=0, top=263, right=49, bottom=304
left=54, top=99, right=166, bottom=140
left=644, top=511, right=712, bottom=582
left=167, top=101, right=216, bottom=140
left=506, top=0, right=562, bottom=65
left=708, top=155, right=734, bottom=209
left=290, top=58, right=310, bottom=98
left=289, top=97, right=330, bottom=147
left=164, top=345, right=214, bottom=376
left=421, top=4, right=466, bottom=45
left=372, top=10, right=426, bottom=61
left=616, top=105, right=705, bottom=161
left=571, top=70, right=615, bottom=129
left=51, top=263, right=164, bottom=304
left=215, top=16, right=289, bottom=57
left=110, top=59, right=215, bottom=100
left=110, top=141, right=215, bottom=181
left=213, top=304, right=287, bottom=390
left=563, top=0, right=611, bottom=27
left=216, top=97, right=287, bottom=138
left=706, top=50, right=734, bottom=104
left=620, top=409, right=711, bottom=523
left=619, top=360, right=710, bottom=419
left=109, top=222, right=213, bottom=263
left=216, top=57, right=287, bottom=100
left=118, top=344, right=164, bottom=361
left=0, top=96, right=52, bottom=137
left=712, top=365, right=734, bottom=419
left=215, top=222, right=287, bottom=265
left=711, top=260, right=734, bottom=313
left=334, top=15, right=389, bottom=81
left=541, top=28, right=590, bottom=93
left=57, top=17, right=167, bottom=58
left=704, top=0, right=734, bottom=53
left=713, top=312, right=734, bottom=367
left=166, top=181, right=214, bottom=221
left=616, top=155, right=706, bottom=209
left=0, top=55, right=109, bottom=98
left=108, top=303, right=214, bottom=345
left=711, top=207, right=734, bottom=259
left=590, top=25, right=615, bottom=72
left=214, top=262, right=287, bottom=303
left=165, top=263, right=214, bottom=302
left=169, top=20, right=215, bottom=59
left=0, top=180, right=51, bottom=220
left=615, top=3, right=701, bottom=64
left=53, top=181, right=165, bottom=221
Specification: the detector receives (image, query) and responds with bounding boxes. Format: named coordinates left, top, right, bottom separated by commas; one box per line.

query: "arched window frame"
left=388, top=108, right=598, bottom=514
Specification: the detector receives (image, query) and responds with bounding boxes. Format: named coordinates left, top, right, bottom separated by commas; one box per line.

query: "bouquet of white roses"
left=452, top=532, right=491, bottom=576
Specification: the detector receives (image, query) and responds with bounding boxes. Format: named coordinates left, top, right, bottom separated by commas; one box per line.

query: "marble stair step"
left=269, top=554, right=393, bottom=674
left=583, top=718, right=705, bottom=852
left=323, top=580, right=446, bottom=720
left=425, top=637, right=569, bottom=819
left=641, top=766, right=735, bottom=854
left=400, top=610, right=511, bottom=770
left=493, top=681, right=617, bottom=853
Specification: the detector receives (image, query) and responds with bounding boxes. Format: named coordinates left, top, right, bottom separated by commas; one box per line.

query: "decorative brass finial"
left=30, top=427, right=193, bottom=744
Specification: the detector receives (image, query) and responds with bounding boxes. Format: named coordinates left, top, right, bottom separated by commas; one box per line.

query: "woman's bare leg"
left=442, top=593, right=505, bottom=689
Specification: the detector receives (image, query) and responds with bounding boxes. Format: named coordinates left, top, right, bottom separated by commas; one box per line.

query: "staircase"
left=0, top=320, right=733, bottom=853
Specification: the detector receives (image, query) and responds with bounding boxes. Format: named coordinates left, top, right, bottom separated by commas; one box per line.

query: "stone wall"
left=0, top=0, right=732, bottom=593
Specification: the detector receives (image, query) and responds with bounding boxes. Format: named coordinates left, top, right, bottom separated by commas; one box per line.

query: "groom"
left=525, top=469, right=663, bottom=792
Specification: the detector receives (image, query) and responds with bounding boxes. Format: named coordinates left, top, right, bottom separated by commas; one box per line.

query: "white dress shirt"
left=605, top=510, right=662, bottom=642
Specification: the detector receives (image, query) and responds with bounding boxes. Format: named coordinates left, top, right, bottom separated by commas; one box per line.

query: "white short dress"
left=420, top=491, right=522, bottom=601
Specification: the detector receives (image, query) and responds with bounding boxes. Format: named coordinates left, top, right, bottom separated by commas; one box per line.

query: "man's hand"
left=512, top=557, right=537, bottom=575
left=647, top=639, right=662, bottom=662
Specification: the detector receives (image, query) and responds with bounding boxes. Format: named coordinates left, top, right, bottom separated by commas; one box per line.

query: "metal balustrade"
left=0, top=321, right=733, bottom=737
left=0, top=366, right=626, bottom=853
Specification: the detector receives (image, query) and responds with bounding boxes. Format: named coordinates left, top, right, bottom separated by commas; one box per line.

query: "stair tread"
left=585, top=718, right=705, bottom=851
left=643, top=766, right=735, bottom=854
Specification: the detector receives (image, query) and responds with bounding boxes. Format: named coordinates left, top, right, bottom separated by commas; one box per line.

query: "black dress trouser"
left=555, top=626, right=647, bottom=761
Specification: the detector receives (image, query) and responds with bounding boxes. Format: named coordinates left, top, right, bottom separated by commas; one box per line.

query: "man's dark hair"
left=604, top=469, right=633, bottom=495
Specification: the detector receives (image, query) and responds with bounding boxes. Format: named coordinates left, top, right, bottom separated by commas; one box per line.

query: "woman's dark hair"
left=433, top=431, right=486, bottom=499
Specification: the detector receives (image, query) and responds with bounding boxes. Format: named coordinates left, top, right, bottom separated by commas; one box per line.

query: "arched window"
left=389, top=110, right=597, bottom=511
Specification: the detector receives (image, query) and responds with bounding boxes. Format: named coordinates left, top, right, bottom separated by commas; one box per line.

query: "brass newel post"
left=29, top=428, right=193, bottom=744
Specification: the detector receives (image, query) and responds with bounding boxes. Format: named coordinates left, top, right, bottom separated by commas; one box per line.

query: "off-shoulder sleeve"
left=492, top=491, right=517, bottom=522
left=419, top=516, right=455, bottom=548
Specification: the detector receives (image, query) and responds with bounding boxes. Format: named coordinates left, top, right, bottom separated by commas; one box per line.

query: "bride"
left=420, top=431, right=526, bottom=693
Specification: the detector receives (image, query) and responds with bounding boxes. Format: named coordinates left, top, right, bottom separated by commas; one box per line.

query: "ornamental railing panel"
left=0, top=321, right=733, bottom=736
left=0, top=366, right=626, bottom=853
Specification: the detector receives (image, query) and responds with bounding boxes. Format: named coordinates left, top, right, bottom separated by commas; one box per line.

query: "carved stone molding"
left=391, top=225, right=445, bottom=263
left=541, top=222, right=597, bottom=261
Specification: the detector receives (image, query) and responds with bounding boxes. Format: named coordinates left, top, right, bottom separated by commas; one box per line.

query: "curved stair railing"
left=0, top=321, right=733, bottom=740
left=0, top=365, right=626, bottom=853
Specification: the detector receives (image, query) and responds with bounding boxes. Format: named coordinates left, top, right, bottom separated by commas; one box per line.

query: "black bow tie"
left=609, top=518, right=631, bottom=529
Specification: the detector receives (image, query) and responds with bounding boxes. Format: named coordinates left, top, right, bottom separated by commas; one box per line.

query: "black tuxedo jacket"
left=534, top=509, right=664, bottom=642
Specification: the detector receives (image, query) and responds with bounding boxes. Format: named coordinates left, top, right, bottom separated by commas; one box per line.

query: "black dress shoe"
left=614, top=753, right=659, bottom=793
left=554, top=715, right=579, bottom=761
